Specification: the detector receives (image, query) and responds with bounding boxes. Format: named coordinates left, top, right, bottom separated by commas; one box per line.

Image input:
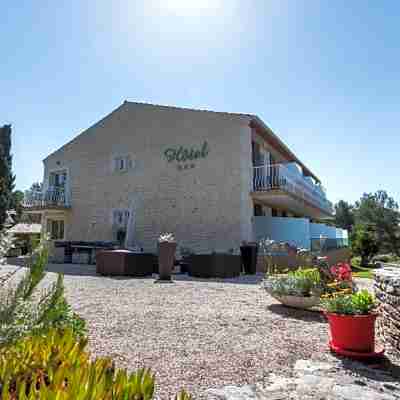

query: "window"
left=254, top=204, right=264, bottom=217
left=47, top=219, right=65, bottom=240
left=49, top=171, right=67, bottom=188
left=271, top=208, right=278, bottom=217
left=112, top=209, right=130, bottom=227
left=114, top=156, right=133, bottom=173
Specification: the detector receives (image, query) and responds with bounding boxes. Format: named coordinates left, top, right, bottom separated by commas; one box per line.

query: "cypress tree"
left=0, top=125, right=15, bottom=229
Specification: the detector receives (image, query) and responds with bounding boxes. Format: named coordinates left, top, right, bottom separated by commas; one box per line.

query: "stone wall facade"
left=43, top=102, right=255, bottom=254
left=374, top=265, right=400, bottom=356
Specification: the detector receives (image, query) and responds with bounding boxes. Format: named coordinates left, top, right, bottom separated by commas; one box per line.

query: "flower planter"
left=267, top=292, right=320, bottom=309
left=325, top=312, right=377, bottom=353
left=158, top=242, right=177, bottom=281
left=188, top=254, right=241, bottom=278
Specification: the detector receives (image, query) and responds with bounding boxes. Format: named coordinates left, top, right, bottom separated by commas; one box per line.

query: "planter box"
left=96, top=250, right=154, bottom=276
left=188, top=254, right=241, bottom=278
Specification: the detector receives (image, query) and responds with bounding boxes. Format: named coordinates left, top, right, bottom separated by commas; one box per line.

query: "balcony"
left=252, top=164, right=333, bottom=218
left=22, top=187, right=71, bottom=211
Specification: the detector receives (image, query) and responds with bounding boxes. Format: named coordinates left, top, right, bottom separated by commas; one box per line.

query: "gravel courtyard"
left=2, top=262, right=399, bottom=398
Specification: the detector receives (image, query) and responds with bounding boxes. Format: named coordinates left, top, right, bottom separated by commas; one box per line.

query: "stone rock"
left=294, top=359, right=336, bottom=375
left=374, top=267, right=400, bottom=355
left=206, top=360, right=400, bottom=400
left=206, top=385, right=260, bottom=400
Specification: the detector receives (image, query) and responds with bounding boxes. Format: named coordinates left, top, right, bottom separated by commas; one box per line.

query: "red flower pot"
left=325, top=312, right=377, bottom=353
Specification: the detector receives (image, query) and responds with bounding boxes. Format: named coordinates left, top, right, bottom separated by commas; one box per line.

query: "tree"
left=334, top=200, right=355, bottom=232
left=351, top=224, right=380, bottom=266
left=355, top=191, right=400, bottom=255
left=0, top=125, right=15, bottom=229
left=10, top=190, right=24, bottom=222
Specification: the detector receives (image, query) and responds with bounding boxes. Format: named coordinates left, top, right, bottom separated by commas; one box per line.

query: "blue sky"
left=2, top=1, right=399, bottom=204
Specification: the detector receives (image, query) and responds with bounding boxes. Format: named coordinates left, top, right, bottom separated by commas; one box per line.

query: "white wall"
left=310, top=222, right=338, bottom=239
left=253, top=216, right=311, bottom=249
left=254, top=217, right=349, bottom=249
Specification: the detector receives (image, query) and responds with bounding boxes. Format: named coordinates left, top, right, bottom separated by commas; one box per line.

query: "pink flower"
left=330, top=262, right=352, bottom=282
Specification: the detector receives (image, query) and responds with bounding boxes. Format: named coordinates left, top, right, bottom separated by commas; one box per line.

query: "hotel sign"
left=164, top=141, right=210, bottom=170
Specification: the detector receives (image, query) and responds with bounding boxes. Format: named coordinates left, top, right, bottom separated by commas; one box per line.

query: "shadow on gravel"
left=267, top=303, right=326, bottom=323
left=172, top=274, right=264, bottom=285
left=335, top=355, right=400, bottom=383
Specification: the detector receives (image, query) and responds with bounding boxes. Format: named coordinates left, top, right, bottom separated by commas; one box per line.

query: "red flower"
left=330, top=263, right=352, bottom=281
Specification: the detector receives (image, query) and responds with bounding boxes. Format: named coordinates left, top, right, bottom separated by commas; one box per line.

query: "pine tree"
left=0, top=125, right=15, bottom=229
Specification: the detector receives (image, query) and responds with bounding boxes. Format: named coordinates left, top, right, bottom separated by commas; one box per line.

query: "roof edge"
left=250, top=116, right=321, bottom=184
left=42, top=102, right=128, bottom=163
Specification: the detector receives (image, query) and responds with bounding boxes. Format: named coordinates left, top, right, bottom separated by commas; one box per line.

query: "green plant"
left=290, top=267, right=321, bottom=286
left=0, top=235, right=86, bottom=345
left=322, top=290, right=376, bottom=315
left=264, top=267, right=321, bottom=297
left=0, top=328, right=191, bottom=399
left=351, top=224, right=380, bottom=267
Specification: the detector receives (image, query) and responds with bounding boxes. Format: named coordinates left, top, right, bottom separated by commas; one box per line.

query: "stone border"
left=374, top=266, right=400, bottom=356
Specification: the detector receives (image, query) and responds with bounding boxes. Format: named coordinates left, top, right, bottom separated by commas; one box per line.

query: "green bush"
left=0, top=236, right=86, bottom=345
left=0, top=329, right=192, bottom=399
left=351, top=224, right=379, bottom=267
left=321, top=290, right=376, bottom=315
left=372, top=254, right=400, bottom=264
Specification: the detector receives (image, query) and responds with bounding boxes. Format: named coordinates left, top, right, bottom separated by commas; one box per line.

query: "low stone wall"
left=374, top=265, right=400, bottom=356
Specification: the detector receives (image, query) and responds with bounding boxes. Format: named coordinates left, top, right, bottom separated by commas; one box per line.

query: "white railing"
left=252, top=164, right=333, bottom=214
left=23, top=187, right=70, bottom=209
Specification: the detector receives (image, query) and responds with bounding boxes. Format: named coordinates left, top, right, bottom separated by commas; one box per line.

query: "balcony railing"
left=23, top=187, right=70, bottom=210
left=252, top=164, right=333, bottom=215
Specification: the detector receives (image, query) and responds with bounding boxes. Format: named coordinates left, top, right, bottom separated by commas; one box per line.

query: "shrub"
left=351, top=224, right=379, bottom=266
left=0, top=328, right=191, bottom=399
left=0, top=234, right=86, bottom=345
left=372, top=254, right=400, bottom=264
left=321, top=290, right=376, bottom=315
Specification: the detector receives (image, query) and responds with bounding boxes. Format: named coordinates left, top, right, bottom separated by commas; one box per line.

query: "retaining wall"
left=374, top=265, right=400, bottom=356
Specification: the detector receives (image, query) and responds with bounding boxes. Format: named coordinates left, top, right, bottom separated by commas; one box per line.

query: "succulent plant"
left=0, top=328, right=191, bottom=399
left=158, top=233, right=175, bottom=243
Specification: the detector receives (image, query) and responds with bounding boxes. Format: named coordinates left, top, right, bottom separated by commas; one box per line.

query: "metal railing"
left=23, top=187, right=70, bottom=209
left=252, top=164, right=333, bottom=214
left=311, top=237, right=349, bottom=252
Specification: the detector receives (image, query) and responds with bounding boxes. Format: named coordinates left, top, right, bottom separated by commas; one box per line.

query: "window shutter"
left=112, top=210, right=119, bottom=226
left=124, top=210, right=130, bottom=226
left=59, top=220, right=64, bottom=240
left=46, top=219, right=52, bottom=235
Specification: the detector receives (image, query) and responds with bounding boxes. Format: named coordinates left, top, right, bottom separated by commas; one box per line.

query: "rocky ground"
left=2, top=261, right=399, bottom=399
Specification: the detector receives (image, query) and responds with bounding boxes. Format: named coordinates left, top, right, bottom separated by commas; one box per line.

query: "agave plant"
left=158, top=233, right=175, bottom=243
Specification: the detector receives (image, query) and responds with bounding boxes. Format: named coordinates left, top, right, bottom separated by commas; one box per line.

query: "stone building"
left=23, top=101, right=346, bottom=254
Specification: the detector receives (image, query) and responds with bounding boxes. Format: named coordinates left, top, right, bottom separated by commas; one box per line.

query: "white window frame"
left=111, top=209, right=130, bottom=228
left=113, top=155, right=134, bottom=173
left=46, top=218, right=66, bottom=240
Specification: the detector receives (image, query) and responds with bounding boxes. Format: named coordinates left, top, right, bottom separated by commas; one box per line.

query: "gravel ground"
left=1, top=262, right=398, bottom=399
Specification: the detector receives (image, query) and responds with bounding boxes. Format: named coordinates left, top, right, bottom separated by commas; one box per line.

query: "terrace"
left=22, top=187, right=71, bottom=211
left=252, top=163, right=334, bottom=219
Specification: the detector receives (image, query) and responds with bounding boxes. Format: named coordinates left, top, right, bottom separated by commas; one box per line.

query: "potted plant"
left=157, top=233, right=176, bottom=281
left=321, top=290, right=378, bottom=354
left=263, top=267, right=321, bottom=309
